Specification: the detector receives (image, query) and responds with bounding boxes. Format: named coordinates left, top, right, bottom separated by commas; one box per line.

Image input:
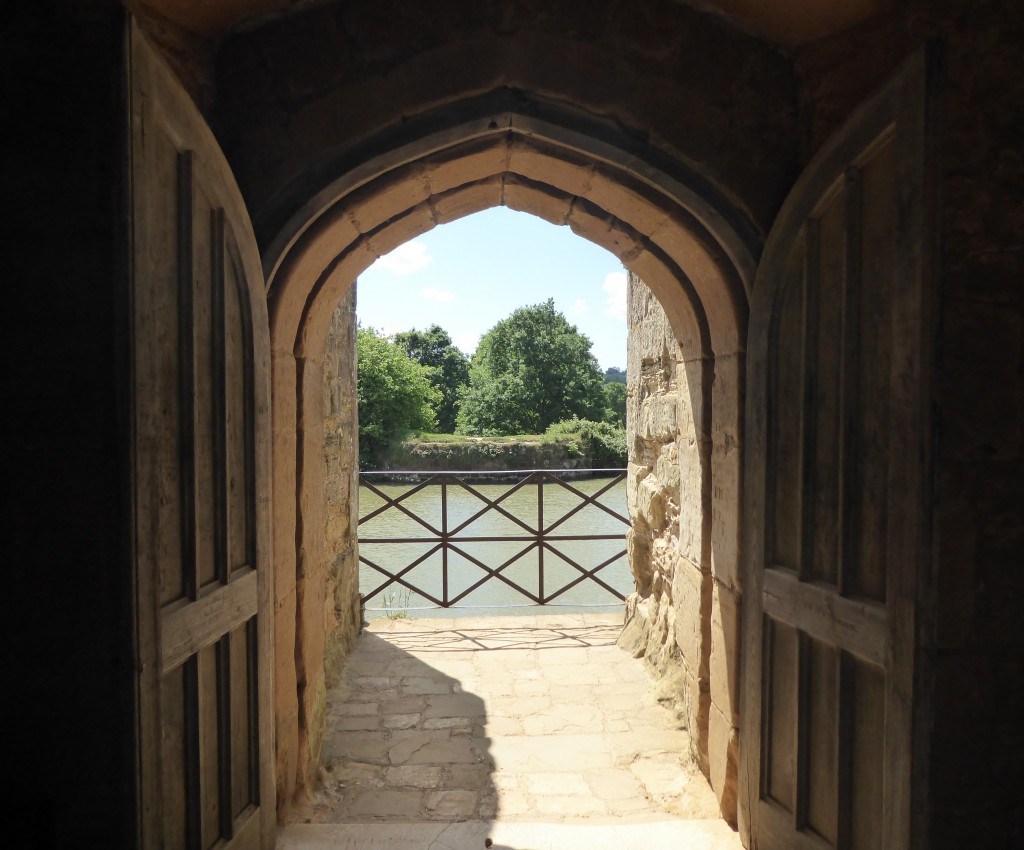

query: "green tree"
left=603, top=381, right=627, bottom=427
left=357, top=326, right=440, bottom=463
left=603, top=366, right=626, bottom=384
left=393, top=324, right=470, bottom=433
left=456, top=299, right=606, bottom=435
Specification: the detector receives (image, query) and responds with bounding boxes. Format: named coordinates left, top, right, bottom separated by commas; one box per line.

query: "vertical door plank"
left=809, top=186, right=845, bottom=587
left=851, top=135, right=898, bottom=603
left=804, top=638, right=839, bottom=844
left=224, top=229, right=255, bottom=576
left=198, top=643, right=222, bottom=849
left=768, top=247, right=807, bottom=572
left=160, top=665, right=188, bottom=850
left=766, top=618, right=798, bottom=811
left=193, top=182, right=218, bottom=592
left=230, top=620, right=255, bottom=820
left=849, top=658, right=885, bottom=850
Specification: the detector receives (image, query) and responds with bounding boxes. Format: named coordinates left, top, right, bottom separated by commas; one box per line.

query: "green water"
left=358, top=474, right=633, bottom=619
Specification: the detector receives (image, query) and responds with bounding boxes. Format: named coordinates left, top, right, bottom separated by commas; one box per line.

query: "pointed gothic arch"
left=261, top=95, right=754, bottom=822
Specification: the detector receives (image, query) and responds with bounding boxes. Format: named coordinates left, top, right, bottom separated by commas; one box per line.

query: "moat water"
left=358, top=473, right=632, bottom=620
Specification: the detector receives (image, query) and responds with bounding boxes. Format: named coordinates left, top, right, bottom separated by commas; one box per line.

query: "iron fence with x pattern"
left=358, top=469, right=630, bottom=609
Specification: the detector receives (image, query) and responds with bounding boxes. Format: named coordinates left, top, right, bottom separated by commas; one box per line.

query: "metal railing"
left=358, top=469, right=629, bottom=610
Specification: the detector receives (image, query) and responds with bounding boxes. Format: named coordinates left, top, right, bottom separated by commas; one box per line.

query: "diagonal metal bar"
left=538, top=544, right=628, bottom=602
left=445, top=473, right=541, bottom=536
left=542, top=471, right=630, bottom=533
left=445, top=541, right=544, bottom=605
left=359, top=476, right=444, bottom=536
left=359, top=542, right=444, bottom=605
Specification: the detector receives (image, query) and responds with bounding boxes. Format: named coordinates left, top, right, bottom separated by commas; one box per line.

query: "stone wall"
left=320, top=289, right=363, bottom=729
left=619, top=272, right=737, bottom=816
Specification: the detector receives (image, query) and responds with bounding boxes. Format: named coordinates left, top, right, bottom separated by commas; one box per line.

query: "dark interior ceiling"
left=136, top=0, right=893, bottom=48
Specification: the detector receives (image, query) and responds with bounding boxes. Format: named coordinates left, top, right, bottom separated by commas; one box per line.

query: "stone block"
left=503, top=177, right=573, bottom=225
left=710, top=450, right=741, bottom=594
left=708, top=704, right=739, bottom=826
left=425, top=137, right=508, bottom=194
left=672, top=557, right=710, bottom=682
left=567, top=202, right=641, bottom=261
left=711, top=353, right=743, bottom=444
left=628, top=252, right=705, bottom=361
left=347, top=168, right=430, bottom=234
left=269, top=207, right=360, bottom=340
left=385, top=766, right=440, bottom=790
left=640, top=393, right=679, bottom=441
left=678, top=447, right=705, bottom=568
left=636, top=473, right=669, bottom=533
left=709, top=581, right=741, bottom=726
left=296, top=243, right=376, bottom=357
left=682, top=667, right=710, bottom=773
left=432, top=178, right=503, bottom=224
left=346, top=789, right=424, bottom=818
left=425, top=789, right=478, bottom=818
left=362, top=204, right=436, bottom=264
left=588, top=165, right=670, bottom=237
left=508, top=136, right=593, bottom=197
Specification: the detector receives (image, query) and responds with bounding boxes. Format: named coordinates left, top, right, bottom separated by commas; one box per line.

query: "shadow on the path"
left=297, top=629, right=498, bottom=829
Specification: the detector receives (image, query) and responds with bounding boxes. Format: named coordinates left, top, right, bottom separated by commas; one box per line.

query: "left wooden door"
left=129, top=19, right=274, bottom=850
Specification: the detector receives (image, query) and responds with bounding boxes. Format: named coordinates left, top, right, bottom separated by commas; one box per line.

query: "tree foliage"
left=357, top=326, right=440, bottom=462
left=392, top=324, right=470, bottom=433
left=456, top=299, right=606, bottom=435
left=603, top=366, right=626, bottom=384
left=603, top=381, right=627, bottom=427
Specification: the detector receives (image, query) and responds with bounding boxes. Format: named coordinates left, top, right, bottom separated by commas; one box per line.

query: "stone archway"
left=262, top=95, right=754, bottom=828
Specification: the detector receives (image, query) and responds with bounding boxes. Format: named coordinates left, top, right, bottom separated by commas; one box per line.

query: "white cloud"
left=570, top=298, right=589, bottom=314
left=454, top=331, right=480, bottom=354
left=374, top=241, right=433, bottom=275
left=602, top=270, right=627, bottom=320
left=422, top=287, right=455, bottom=302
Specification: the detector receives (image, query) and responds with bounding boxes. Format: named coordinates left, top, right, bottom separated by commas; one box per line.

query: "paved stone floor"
left=280, top=613, right=742, bottom=850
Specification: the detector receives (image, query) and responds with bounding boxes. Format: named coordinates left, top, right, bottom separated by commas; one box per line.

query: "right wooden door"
left=742, top=50, right=936, bottom=850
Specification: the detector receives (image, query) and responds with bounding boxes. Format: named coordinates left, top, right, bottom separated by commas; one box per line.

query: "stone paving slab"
left=278, top=819, right=742, bottom=849
left=287, top=613, right=734, bottom=845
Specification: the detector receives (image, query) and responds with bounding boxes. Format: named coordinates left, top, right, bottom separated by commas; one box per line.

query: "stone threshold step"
left=277, top=818, right=742, bottom=850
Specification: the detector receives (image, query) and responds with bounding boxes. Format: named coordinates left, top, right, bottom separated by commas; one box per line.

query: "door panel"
left=743, top=50, right=935, bottom=850
left=130, top=18, right=274, bottom=849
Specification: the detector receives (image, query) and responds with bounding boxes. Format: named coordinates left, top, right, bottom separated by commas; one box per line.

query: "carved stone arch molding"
left=262, top=94, right=755, bottom=820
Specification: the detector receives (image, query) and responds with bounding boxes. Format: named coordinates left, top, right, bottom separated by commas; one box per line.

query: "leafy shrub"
left=541, top=417, right=627, bottom=467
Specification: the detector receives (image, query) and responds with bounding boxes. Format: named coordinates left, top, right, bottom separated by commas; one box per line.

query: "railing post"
left=537, top=473, right=544, bottom=604
left=441, top=477, right=448, bottom=607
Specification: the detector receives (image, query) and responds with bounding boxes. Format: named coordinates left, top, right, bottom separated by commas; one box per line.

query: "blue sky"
left=355, top=207, right=628, bottom=371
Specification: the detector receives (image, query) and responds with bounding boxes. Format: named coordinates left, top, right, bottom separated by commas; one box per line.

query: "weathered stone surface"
left=322, top=287, right=362, bottom=691
left=626, top=271, right=738, bottom=820
left=299, top=615, right=722, bottom=827
left=708, top=704, right=738, bottom=823
left=709, top=581, right=741, bottom=727
left=424, top=789, right=478, bottom=819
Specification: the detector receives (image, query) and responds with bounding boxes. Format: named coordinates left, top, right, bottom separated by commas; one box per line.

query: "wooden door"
left=742, top=50, right=935, bottom=850
left=129, top=19, right=275, bottom=850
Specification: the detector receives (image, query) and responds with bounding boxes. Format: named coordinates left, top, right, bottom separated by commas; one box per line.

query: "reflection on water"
left=358, top=473, right=633, bottom=620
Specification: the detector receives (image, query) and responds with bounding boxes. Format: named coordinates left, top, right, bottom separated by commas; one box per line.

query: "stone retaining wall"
left=371, top=438, right=591, bottom=474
